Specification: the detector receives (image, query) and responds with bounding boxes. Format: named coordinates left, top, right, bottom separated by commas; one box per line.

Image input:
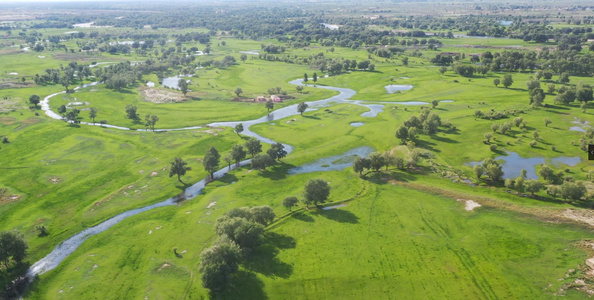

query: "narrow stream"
left=31, top=77, right=435, bottom=278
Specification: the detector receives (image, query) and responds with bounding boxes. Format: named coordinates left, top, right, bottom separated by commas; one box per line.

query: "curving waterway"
left=30, top=78, right=441, bottom=278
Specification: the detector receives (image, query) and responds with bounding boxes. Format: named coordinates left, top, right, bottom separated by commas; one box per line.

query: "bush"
left=489, top=144, right=497, bottom=151
left=529, top=140, right=537, bottom=148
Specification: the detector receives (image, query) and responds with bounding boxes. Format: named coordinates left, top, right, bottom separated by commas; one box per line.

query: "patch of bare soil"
left=15, top=117, right=41, bottom=130
left=157, top=263, right=171, bottom=271
left=0, top=190, right=21, bottom=205
left=150, top=171, right=158, bottom=177
left=564, top=210, right=594, bottom=227
left=49, top=177, right=61, bottom=184
left=456, top=199, right=482, bottom=211
left=0, top=116, right=17, bottom=125
left=140, top=86, right=186, bottom=103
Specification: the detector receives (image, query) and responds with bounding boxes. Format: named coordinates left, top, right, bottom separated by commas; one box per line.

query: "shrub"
left=489, top=144, right=497, bottom=151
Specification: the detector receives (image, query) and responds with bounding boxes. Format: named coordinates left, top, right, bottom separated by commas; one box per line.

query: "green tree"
left=245, top=138, right=262, bottom=157
left=144, top=114, right=159, bottom=131
left=89, top=107, right=97, bottom=123
left=250, top=206, right=275, bottom=226
left=303, top=179, right=330, bottom=207
left=395, top=125, right=409, bottom=144
left=524, top=180, right=544, bottom=196
left=231, top=144, right=247, bottom=166
left=265, top=100, right=274, bottom=113
left=0, top=231, right=28, bottom=267
left=577, top=84, right=593, bottom=103
left=474, top=164, right=485, bottom=180
left=560, top=181, right=587, bottom=202
left=198, top=238, right=241, bottom=292
left=283, top=196, right=298, bottom=211
left=482, top=158, right=503, bottom=182
left=312, top=72, right=317, bottom=84
left=29, top=94, right=40, bottom=108
left=169, top=157, right=191, bottom=183
left=303, top=73, right=308, bottom=83
left=267, top=142, right=287, bottom=161
left=297, top=102, right=308, bottom=116
left=203, top=146, right=221, bottom=179
left=178, top=79, right=188, bottom=96
left=125, top=104, right=139, bottom=120
left=240, top=53, right=247, bottom=62
left=234, top=123, right=244, bottom=136
left=544, top=118, right=551, bottom=127
left=493, top=78, right=500, bottom=87
left=559, top=72, right=570, bottom=84
left=214, top=216, right=264, bottom=251
left=369, top=152, right=386, bottom=172
left=502, top=74, right=513, bottom=88
left=234, top=87, right=243, bottom=97
left=439, top=66, right=447, bottom=75
left=251, top=154, right=274, bottom=170
left=538, top=165, right=555, bottom=183
left=547, top=83, right=555, bottom=94
left=353, top=156, right=371, bottom=176
left=58, top=105, right=67, bottom=117
left=431, top=99, right=438, bottom=109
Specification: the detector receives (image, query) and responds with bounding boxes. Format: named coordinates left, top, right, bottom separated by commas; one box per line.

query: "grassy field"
left=1, top=27, right=594, bottom=299
left=24, top=168, right=594, bottom=299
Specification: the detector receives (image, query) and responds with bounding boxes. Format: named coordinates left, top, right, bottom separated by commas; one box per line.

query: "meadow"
left=0, top=16, right=593, bottom=299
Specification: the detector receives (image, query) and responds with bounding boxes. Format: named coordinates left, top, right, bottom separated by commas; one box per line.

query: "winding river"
left=30, top=77, right=433, bottom=278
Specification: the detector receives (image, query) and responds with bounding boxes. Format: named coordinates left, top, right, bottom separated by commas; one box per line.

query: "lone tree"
left=178, top=79, right=188, bottom=96
left=502, top=74, right=513, bottom=88
left=303, top=73, right=308, bottom=83
left=234, top=87, right=243, bottom=98
left=203, top=146, right=221, bottom=179
left=312, top=72, right=318, bottom=84
left=234, top=123, right=244, bottom=136
left=0, top=231, right=28, bottom=268
left=58, top=105, right=67, bottom=117
left=431, top=99, right=438, bottom=109
left=265, top=100, right=274, bottom=113
left=169, top=157, right=191, bottom=183
left=125, top=104, right=139, bottom=120
left=231, top=144, right=247, bottom=166
left=29, top=94, right=40, bottom=108
left=297, top=102, right=308, bottom=116
left=544, top=117, right=551, bottom=127
left=303, top=179, right=330, bottom=207
left=144, top=114, right=159, bottom=131
left=493, top=78, right=500, bottom=87
left=240, top=53, right=247, bottom=62
left=89, top=107, right=97, bottom=123
left=283, top=196, right=298, bottom=211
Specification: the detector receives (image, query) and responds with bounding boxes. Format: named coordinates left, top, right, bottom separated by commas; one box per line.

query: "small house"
left=271, top=95, right=282, bottom=102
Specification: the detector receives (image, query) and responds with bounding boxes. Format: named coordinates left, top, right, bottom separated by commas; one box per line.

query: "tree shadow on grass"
left=303, top=115, right=320, bottom=120
left=429, top=134, right=459, bottom=144
left=216, top=270, right=268, bottom=300
left=314, top=208, right=359, bottom=224
left=242, top=234, right=294, bottom=279
left=413, top=139, right=440, bottom=153
left=175, top=181, right=193, bottom=192
left=218, top=173, right=238, bottom=184
left=291, top=212, right=314, bottom=222
left=257, top=163, right=293, bottom=181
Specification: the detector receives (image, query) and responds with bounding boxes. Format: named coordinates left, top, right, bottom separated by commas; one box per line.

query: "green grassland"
left=1, top=27, right=594, bottom=299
